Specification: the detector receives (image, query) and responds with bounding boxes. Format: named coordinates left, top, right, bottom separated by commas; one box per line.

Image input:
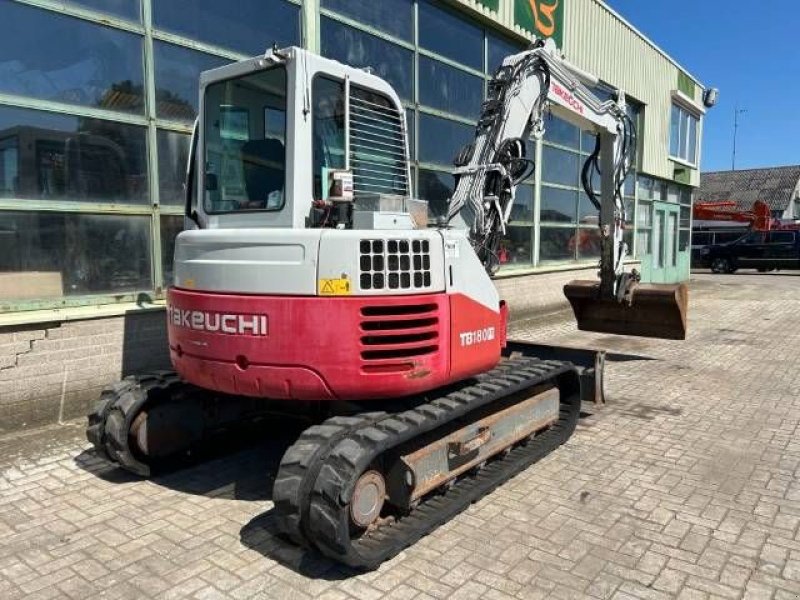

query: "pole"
left=732, top=105, right=747, bottom=171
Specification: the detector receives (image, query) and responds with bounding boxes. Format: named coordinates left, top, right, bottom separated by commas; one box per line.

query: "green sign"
left=514, top=0, right=564, bottom=48
left=677, top=71, right=697, bottom=99
left=476, top=0, right=500, bottom=11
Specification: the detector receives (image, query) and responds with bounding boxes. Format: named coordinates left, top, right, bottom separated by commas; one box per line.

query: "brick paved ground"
left=2, top=273, right=800, bottom=599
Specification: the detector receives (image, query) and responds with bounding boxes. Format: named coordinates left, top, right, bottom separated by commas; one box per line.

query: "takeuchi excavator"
left=87, top=41, right=688, bottom=568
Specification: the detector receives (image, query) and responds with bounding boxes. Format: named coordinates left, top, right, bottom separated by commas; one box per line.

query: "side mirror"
left=205, top=173, right=218, bottom=191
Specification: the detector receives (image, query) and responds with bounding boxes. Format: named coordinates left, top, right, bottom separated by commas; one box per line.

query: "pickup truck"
left=699, top=229, right=800, bottom=273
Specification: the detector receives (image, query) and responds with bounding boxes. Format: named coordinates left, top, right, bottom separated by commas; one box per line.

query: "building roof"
left=699, top=165, right=800, bottom=213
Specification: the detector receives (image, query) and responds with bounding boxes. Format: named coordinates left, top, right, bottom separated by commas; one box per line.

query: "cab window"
left=203, top=66, right=287, bottom=214
left=312, top=76, right=346, bottom=200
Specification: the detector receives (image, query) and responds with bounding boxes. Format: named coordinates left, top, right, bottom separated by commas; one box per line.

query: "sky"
left=607, top=0, right=800, bottom=173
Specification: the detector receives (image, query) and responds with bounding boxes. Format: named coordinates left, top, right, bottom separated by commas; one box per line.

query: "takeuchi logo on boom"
left=515, top=0, right=564, bottom=48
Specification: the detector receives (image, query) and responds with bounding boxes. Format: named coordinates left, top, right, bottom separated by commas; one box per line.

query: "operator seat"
left=240, top=138, right=285, bottom=208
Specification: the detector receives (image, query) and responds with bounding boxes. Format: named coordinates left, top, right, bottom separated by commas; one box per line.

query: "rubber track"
left=272, top=412, right=387, bottom=547
left=86, top=371, right=186, bottom=477
left=300, top=357, right=582, bottom=569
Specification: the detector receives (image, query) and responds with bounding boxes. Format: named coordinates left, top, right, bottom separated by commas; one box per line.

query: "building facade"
left=0, top=0, right=707, bottom=431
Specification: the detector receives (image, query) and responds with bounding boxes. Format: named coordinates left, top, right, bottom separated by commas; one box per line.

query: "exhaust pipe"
left=563, top=280, right=688, bottom=340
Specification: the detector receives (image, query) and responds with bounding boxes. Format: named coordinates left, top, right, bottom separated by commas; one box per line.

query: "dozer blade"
left=563, top=280, right=688, bottom=340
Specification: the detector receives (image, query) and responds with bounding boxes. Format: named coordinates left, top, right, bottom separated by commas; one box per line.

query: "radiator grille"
left=359, top=239, right=432, bottom=291
left=360, top=303, right=439, bottom=363
left=349, top=87, right=409, bottom=198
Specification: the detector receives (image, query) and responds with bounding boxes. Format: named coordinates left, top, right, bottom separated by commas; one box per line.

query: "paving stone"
left=1, top=275, right=800, bottom=598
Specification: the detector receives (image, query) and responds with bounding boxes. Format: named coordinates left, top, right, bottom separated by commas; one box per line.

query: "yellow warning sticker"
left=319, top=278, right=351, bottom=296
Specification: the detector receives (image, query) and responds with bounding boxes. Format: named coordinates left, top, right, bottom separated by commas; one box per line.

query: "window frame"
left=669, top=102, right=700, bottom=166
left=201, top=65, right=289, bottom=215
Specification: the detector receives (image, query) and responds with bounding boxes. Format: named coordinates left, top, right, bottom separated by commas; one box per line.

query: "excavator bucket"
left=563, top=280, right=688, bottom=340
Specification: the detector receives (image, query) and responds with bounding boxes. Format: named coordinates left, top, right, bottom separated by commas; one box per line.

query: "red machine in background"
left=693, top=199, right=773, bottom=230
left=693, top=199, right=800, bottom=232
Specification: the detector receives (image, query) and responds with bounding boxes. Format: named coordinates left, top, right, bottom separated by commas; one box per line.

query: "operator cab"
left=187, top=47, right=420, bottom=232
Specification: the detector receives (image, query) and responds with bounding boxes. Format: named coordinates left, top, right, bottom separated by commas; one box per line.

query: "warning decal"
left=319, top=278, right=351, bottom=296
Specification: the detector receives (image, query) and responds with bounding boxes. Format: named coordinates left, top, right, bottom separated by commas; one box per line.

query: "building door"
left=647, top=202, right=680, bottom=283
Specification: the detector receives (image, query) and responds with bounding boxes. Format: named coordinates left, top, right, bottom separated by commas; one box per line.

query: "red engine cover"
left=167, top=288, right=506, bottom=401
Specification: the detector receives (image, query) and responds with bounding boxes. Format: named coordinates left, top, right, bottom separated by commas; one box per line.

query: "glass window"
left=541, top=186, right=576, bottom=223
left=679, top=229, right=690, bottom=252
left=418, top=113, right=474, bottom=167
left=741, top=232, right=766, bottom=245
left=669, top=105, right=680, bottom=158
left=68, top=0, right=140, bottom=21
left=670, top=103, right=699, bottom=164
left=322, top=0, right=413, bottom=42
left=770, top=232, right=795, bottom=244
left=321, top=17, right=413, bottom=101
left=638, top=176, right=653, bottom=201
left=576, top=228, right=602, bottom=262
left=204, top=67, right=288, bottom=213
left=0, top=212, right=151, bottom=304
left=418, top=169, right=453, bottom=218
left=0, top=142, right=18, bottom=197
left=544, top=115, right=579, bottom=150
left=591, top=85, right=616, bottom=103
left=542, top=146, right=579, bottom=187
left=667, top=184, right=679, bottom=203
left=624, top=172, right=636, bottom=197
left=0, top=2, right=144, bottom=114
left=418, top=1, right=483, bottom=71
left=638, top=201, right=652, bottom=227
left=624, top=230, right=634, bottom=258
left=406, top=109, right=415, bottom=161
left=636, top=230, right=650, bottom=257
left=0, top=105, right=148, bottom=204
left=510, top=184, right=534, bottom=222
left=581, top=130, right=598, bottom=155
left=419, top=57, right=483, bottom=119
left=652, top=179, right=666, bottom=202
left=578, top=191, right=599, bottom=223
left=716, top=230, right=747, bottom=244
left=680, top=205, right=691, bottom=229
left=498, top=226, right=532, bottom=266
left=160, top=215, right=183, bottom=288
left=624, top=198, right=635, bottom=226
left=157, top=129, right=190, bottom=207
left=154, top=0, right=299, bottom=55
left=312, top=77, right=346, bottom=200
left=540, top=227, right=575, bottom=262
left=687, top=117, right=697, bottom=164
left=487, top=33, right=523, bottom=74
left=692, top=231, right=711, bottom=247
left=154, top=41, right=228, bottom=122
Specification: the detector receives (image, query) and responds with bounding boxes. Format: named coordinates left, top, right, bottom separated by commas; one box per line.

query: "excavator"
left=87, top=40, right=688, bottom=569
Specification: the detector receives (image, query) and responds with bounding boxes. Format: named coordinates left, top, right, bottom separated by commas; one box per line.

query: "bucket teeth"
left=563, top=280, right=688, bottom=340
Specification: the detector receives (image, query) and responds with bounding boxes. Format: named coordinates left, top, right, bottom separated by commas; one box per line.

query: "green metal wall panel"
left=677, top=71, right=697, bottom=99
left=560, top=0, right=703, bottom=183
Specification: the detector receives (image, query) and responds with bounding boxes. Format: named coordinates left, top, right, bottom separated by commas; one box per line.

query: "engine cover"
left=167, top=288, right=506, bottom=401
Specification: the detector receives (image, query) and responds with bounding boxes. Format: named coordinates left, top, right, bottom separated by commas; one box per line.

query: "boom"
left=448, top=39, right=637, bottom=301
